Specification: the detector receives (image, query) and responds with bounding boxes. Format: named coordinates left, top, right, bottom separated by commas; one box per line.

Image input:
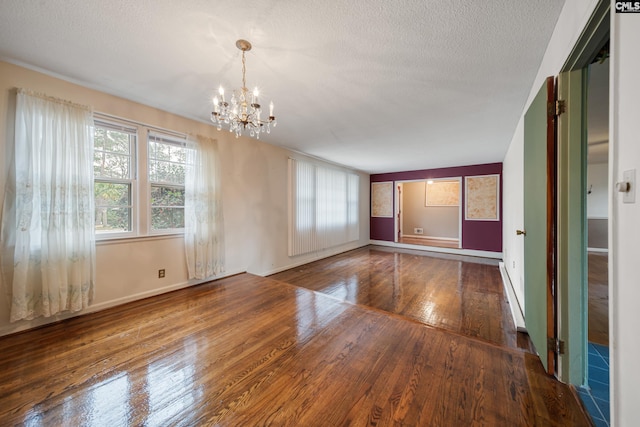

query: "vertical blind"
left=288, top=158, right=359, bottom=256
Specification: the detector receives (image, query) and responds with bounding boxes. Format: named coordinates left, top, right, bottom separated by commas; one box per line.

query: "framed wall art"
left=425, top=179, right=460, bottom=206
left=465, top=174, right=500, bottom=221
left=371, top=182, right=394, bottom=217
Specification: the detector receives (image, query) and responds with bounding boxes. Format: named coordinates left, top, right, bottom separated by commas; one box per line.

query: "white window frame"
left=94, top=119, right=137, bottom=240
left=147, top=132, right=189, bottom=235
left=93, top=114, right=187, bottom=241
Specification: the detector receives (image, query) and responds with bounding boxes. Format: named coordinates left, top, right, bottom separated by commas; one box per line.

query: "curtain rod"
left=17, top=88, right=92, bottom=112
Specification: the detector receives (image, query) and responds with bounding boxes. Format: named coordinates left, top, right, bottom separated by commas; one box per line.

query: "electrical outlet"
left=414, top=228, right=424, bottom=235
left=158, top=269, right=165, bottom=278
left=512, top=261, right=515, bottom=268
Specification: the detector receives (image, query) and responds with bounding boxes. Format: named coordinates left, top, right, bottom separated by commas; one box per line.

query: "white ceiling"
left=0, top=0, right=566, bottom=174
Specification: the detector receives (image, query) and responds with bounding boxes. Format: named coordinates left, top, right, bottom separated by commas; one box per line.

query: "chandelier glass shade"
left=211, top=39, right=276, bottom=139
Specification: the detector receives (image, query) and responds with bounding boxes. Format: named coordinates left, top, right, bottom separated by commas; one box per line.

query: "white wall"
left=610, top=9, right=640, bottom=426
left=502, top=0, right=600, bottom=311
left=587, top=162, right=609, bottom=218
left=0, top=61, right=370, bottom=336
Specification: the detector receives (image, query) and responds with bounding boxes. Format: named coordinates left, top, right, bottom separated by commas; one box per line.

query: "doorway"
left=521, top=3, right=610, bottom=423
left=582, top=44, right=610, bottom=426
left=395, top=178, right=461, bottom=249
left=553, top=6, right=610, bottom=423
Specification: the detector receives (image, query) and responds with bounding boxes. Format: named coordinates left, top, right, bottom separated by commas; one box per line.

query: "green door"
left=524, top=78, right=555, bottom=374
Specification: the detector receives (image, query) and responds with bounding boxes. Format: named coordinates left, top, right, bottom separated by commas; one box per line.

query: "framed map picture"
left=425, top=179, right=460, bottom=206
left=371, top=182, right=393, bottom=217
left=465, top=174, right=500, bottom=220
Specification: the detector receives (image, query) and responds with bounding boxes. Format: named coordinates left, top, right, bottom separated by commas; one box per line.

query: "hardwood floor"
left=0, top=246, right=589, bottom=426
left=271, top=246, right=528, bottom=351
left=588, top=252, right=608, bottom=346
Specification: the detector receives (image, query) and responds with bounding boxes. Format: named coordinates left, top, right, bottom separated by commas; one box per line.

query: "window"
left=148, top=133, right=188, bottom=231
left=288, top=158, right=359, bottom=256
left=93, top=116, right=189, bottom=239
left=94, top=120, right=136, bottom=235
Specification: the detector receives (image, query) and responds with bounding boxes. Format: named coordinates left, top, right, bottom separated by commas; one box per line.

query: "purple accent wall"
left=370, top=162, right=502, bottom=253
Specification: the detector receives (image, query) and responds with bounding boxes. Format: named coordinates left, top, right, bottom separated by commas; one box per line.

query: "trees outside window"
left=148, top=133, right=189, bottom=232
left=93, top=119, right=188, bottom=238
left=94, top=121, right=135, bottom=234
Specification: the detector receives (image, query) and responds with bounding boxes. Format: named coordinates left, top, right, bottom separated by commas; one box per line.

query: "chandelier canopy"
left=211, top=39, right=276, bottom=139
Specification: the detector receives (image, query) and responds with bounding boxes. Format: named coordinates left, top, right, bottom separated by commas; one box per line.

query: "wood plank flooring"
left=588, top=252, right=608, bottom=346
left=271, top=245, right=530, bottom=351
left=0, top=246, right=589, bottom=426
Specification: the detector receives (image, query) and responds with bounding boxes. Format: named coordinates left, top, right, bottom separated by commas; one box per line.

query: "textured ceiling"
left=0, top=0, right=565, bottom=173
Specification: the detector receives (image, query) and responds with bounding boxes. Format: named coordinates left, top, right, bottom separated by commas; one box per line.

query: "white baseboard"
left=401, top=234, right=459, bottom=242
left=587, top=247, right=608, bottom=253
left=499, top=262, right=526, bottom=332
left=370, top=240, right=502, bottom=259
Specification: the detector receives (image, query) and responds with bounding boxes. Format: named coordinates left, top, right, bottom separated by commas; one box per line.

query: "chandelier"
left=211, top=39, right=277, bottom=139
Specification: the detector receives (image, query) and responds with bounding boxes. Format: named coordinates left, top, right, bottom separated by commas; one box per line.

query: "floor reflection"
left=145, top=336, right=202, bottom=426
left=271, top=245, right=517, bottom=349
left=88, top=372, right=131, bottom=426
left=295, top=288, right=347, bottom=342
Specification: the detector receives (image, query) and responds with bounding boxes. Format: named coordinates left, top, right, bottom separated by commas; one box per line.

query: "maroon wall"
left=370, top=162, right=502, bottom=253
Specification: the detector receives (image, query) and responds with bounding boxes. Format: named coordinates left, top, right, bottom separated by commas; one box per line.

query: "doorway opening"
left=395, top=178, right=461, bottom=249
left=581, top=41, right=610, bottom=426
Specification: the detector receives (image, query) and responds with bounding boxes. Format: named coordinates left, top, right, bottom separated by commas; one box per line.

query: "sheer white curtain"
left=1, top=89, right=95, bottom=322
left=184, top=134, right=224, bottom=279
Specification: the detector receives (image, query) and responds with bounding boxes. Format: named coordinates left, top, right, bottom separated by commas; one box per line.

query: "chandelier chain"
left=241, top=51, right=247, bottom=90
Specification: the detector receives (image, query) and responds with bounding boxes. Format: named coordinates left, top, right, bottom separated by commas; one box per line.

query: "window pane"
left=95, top=128, right=132, bottom=154
left=95, top=182, right=130, bottom=207
left=95, top=208, right=131, bottom=233
left=151, top=186, right=185, bottom=207
left=149, top=140, right=168, bottom=160
left=94, top=126, right=133, bottom=180
left=148, top=139, right=187, bottom=185
left=148, top=134, right=188, bottom=231
left=151, top=207, right=184, bottom=230
left=95, top=182, right=131, bottom=232
left=94, top=152, right=130, bottom=179
left=148, top=160, right=186, bottom=185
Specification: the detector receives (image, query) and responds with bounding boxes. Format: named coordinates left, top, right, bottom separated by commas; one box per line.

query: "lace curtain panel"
left=1, top=89, right=96, bottom=322
left=184, top=134, right=225, bottom=280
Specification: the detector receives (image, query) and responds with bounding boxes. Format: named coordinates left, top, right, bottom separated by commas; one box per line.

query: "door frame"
left=393, top=176, right=464, bottom=249
left=555, top=0, right=609, bottom=385
left=394, top=177, right=462, bottom=247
